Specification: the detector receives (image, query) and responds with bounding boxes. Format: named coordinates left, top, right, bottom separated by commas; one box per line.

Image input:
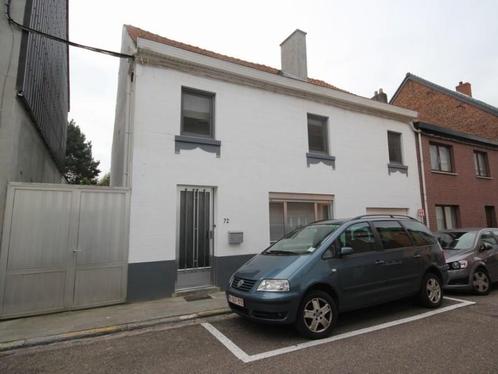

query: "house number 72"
left=223, top=218, right=230, bottom=224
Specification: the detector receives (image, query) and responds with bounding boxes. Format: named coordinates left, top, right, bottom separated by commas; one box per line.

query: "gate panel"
left=0, top=183, right=130, bottom=319
left=0, top=189, right=73, bottom=316
left=73, top=191, right=128, bottom=307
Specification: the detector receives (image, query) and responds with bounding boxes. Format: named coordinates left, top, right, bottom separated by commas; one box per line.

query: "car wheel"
left=419, top=272, right=443, bottom=308
left=472, top=269, right=491, bottom=295
left=296, top=290, right=337, bottom=339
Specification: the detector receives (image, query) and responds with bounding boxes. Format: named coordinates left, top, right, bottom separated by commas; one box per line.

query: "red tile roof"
left=125, top=25, right=346, bottom=93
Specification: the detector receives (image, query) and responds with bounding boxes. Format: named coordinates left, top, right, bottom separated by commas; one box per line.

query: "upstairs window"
left=474, top=151, right=490, bottom=177
left=387, top=131, right=403, bottom=165
left=307, top=114, right=328, bottom=154
left=430, top=143, right=453, bottom=172
left=181, top=88, right=214, bottom=138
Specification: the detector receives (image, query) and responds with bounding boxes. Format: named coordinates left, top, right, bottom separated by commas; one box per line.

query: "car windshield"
left=264, top=223, right=341, bottom=255
left=438, top=231, right=477, bottom=250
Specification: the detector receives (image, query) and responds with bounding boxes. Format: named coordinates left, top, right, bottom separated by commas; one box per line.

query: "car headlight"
left=449, top=260, right=468, bottom=270
left=257, top=279, right=290, bottom=292
left=228, top=274, right=235, bottom=287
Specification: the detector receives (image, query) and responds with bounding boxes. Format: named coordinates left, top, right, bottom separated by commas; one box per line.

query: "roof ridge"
left=405, top=73, right=498, bottom=117
left=124, top=24, right=348, bottom=93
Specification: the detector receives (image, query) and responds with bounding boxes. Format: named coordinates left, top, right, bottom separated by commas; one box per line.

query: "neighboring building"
left=391, top=74, right=498, bottom=231
left=112, top=25, right=421, bottom=300
left=0, top=1, right=69, bottom=240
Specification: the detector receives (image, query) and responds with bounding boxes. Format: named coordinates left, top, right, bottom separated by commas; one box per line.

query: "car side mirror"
left=340, top=247, right=354, bottom=256
left=479, top=242, right=493, bottom=251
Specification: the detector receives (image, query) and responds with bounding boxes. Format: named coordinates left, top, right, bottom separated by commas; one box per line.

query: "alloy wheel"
left=303, top=297, right=333, bottom=333
left=426, top=277, right=442, bottom=304
left=472, top=271, right=490, bottom=293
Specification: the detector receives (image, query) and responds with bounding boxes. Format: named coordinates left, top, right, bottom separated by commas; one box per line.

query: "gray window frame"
left=387, top=131, right=403, bottom=165
left=435, top=205, right=459, bottom=230
left=430, top=142, right=454, bottom=172
left=473, top=150, right=490, bottom=177
left=307, top=113, right=329, bottom=154
left=181, top=86, right=215, bottom=139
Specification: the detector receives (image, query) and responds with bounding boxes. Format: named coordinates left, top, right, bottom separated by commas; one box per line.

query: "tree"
left=97, top=172, right=110, bottom=186
left=65, top=120, right=101, bottom=184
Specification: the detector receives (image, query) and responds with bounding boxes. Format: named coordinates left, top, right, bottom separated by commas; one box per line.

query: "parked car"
left=226, top=215, right=448, bottom=339
left=436, top=228, right=498, bottom=295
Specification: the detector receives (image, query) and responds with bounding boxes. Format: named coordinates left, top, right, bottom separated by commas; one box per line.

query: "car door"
left=327, top=222, right=386, bottom=310
left=371, top=220, right=422, bottom=298
left=479, top=230, right=498, bottom=281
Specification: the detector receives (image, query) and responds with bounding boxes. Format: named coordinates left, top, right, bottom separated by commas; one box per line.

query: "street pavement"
left=1, top=288, right=497, bottom=374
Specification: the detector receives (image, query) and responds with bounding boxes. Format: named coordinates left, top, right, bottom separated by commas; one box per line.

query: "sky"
left=68, top=0, right=498, bottom=175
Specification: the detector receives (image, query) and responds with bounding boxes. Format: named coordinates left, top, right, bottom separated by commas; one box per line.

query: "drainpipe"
left=410, top=121, right=430, bottom=227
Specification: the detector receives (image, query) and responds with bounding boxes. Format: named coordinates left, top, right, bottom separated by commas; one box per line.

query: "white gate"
left=0, top=183, right=130, bottom=319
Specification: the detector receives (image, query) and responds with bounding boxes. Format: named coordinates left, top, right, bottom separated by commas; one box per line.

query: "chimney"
left=456, top=81, right=472, bottom=97
left=280, top=29, right=307, bottom=80
left=371, top=88, right=388, bottom=103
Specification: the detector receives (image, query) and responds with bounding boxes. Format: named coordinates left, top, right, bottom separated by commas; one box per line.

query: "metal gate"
left=176, top=187, right=213, bottom=290
left=0, top=183, right=130, bottom=319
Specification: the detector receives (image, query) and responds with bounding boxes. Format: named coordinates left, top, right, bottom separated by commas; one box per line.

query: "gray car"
left=227, top=215, right=449, bottom=339
left=437, top=228, right=498, bottom=295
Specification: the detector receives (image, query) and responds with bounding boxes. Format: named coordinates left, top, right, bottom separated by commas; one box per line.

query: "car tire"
left=418, top=272, right=443, bottom=308
left=295, top=290, right=338, bottom=340
left=471, top=268, right=491, bottom=296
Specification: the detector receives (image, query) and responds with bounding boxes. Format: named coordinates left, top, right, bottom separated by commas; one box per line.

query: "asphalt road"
left=1, top=289, right=497, bottom=374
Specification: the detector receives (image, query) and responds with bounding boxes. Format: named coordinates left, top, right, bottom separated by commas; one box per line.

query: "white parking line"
left=201, top=296, right=475, bottom=363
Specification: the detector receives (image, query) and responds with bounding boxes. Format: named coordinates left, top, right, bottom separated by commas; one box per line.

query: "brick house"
left=391, top=74, right=498, bottom=231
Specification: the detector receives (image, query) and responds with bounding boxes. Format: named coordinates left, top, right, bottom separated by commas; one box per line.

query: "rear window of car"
left=401, top=220, right=435, bottom=246
left=372, top=221, right=413, bottom=249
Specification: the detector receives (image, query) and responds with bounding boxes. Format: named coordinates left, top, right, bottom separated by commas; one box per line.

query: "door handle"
left=413, top=254, right=422, bottom=258
left=375, top=260, right=385, bottom=265
left=72, top=249, right=81, bottom=253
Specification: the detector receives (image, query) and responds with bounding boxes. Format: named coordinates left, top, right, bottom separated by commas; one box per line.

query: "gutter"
left=410, top=121, right=430, bottom=227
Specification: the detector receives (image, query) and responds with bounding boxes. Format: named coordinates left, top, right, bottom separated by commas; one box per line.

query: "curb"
left=0, top=307, right=231, bottom=353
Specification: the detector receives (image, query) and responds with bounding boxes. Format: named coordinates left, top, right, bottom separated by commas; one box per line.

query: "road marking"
left=202, top=296, right=475, bottom=363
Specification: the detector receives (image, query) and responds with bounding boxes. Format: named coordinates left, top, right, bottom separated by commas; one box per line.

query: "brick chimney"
left=280, top=29, right=308, bottom=80
left=456, top=81, right=472, bottom=97
left=371, top=88, right=388, bottom=103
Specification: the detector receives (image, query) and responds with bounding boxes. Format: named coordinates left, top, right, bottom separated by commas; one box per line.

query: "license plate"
left=228, top=294, right=244, bottom=307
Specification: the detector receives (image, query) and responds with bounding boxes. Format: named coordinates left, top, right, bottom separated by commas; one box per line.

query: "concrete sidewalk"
left=0, top=292, right=230, bottom=351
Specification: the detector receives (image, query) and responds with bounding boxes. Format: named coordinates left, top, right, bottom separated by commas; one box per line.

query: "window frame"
left=180, top=86, right=215, bottom=139
left=268, top=196, right=333, bottom=243
left=473, top=150, right=490, bottom=177
left=387, top=131, right=404, bottom=165
left=435, top=205, right=459, bottom=230
left=485, top=205, right=497, bottom=228
left=307, top=113, right=329, bottom=155
left=430, top=142, right=454, bottom=172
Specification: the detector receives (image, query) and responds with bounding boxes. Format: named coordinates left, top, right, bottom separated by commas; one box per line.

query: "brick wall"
left=393, top=80, right=498, bottom=140
left=420, top=133, right=498, bottom=231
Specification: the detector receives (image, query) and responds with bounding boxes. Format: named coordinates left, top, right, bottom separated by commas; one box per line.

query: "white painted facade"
left=112, top=27, right=421, bottom=294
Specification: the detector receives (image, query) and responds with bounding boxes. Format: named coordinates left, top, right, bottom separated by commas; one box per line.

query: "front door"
left=176, top=187, right=214, bottom=290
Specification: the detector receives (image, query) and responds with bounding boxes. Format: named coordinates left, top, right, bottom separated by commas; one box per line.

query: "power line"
left=5, top=0, right=134, bottom=60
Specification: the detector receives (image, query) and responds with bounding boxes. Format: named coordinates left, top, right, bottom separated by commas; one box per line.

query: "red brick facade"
left=419, top=133, right=498, bottom=231
left=393, top=79, right=498, bottom=140
left=392, top=75, right=498, bottom=230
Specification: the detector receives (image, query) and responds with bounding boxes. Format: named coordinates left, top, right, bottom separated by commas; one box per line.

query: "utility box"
left=228, top=231, right=243, bottom=245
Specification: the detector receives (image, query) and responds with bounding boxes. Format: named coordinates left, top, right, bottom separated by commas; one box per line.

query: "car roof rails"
left=351, top=214, right=419, bottom=221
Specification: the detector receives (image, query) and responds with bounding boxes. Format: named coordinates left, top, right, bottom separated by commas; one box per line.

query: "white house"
left=111, top=25, right=421, bottom=301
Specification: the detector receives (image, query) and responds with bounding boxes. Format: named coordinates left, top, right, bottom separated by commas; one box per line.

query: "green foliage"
left=64, top=120, right=101, bottom=184
left=97, top=172, right=110, bottom=186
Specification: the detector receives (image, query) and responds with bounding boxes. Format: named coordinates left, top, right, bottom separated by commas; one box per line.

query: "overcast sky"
left=68, top=0, right=498, bottom=175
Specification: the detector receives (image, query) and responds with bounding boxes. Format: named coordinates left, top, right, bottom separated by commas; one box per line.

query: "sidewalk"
left=0, top=291, right=230, bottom=351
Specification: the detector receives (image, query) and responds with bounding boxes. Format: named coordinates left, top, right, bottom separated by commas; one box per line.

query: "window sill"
left=175, top=135, right=221, bottom=157
left=431, top=170, right=458, bottom=176
left=387, top=163, right=408, bottom=176
left=306, top=152, right=336, bottom=169
left=476, top=175, right=493, bottom=180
